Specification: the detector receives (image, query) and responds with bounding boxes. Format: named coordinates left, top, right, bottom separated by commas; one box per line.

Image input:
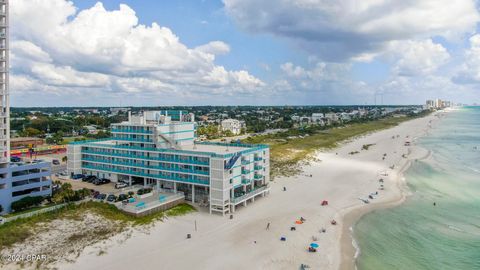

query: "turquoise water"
left=355, top=107, right=480, bottom=270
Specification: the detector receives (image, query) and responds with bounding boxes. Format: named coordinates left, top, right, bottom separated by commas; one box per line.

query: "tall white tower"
left=0, top=0, right=9, bottom=164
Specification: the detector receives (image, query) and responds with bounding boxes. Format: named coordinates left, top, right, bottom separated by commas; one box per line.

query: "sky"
left=9, top=0, right=480, bottom=106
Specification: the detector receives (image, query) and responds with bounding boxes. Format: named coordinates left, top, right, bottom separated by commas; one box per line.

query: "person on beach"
left=266, top=222, right=270, bottom=230
left=283, top=187, right=286, bottom=191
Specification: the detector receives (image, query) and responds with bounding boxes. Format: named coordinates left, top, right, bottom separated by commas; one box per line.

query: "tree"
left=11, top=196, right=44, bottom=212
left=22, top=127, right=43, bottom=137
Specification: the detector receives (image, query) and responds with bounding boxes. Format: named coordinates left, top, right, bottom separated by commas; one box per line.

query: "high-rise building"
left=0, top=0, right=52, bottom=214
left=1, top=0, right=9, bottom=164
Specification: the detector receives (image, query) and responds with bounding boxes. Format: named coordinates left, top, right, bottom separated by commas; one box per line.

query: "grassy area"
left=0, top=201, right=195, bottom=249
left=243, top=114, right=429, bottom=178
left=3, top=203, right=57, bottom=218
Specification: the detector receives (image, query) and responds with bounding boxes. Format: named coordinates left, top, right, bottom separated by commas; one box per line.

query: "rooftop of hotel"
left=71, top=139, right=268, bottom=158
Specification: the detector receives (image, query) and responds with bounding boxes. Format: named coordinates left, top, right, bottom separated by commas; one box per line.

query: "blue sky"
left=9, top=0, right=480, bottom=106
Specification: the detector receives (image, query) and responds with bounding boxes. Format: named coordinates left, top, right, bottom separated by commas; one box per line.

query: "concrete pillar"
left=174, top=182, right=177, bottom=193
left=143, top=178, right=146, bottom=187
left=156, top=180, right=160, bottom=191
left=128, top=175, right=132, bottom=186
left=192, top=184, right=195, bottom=203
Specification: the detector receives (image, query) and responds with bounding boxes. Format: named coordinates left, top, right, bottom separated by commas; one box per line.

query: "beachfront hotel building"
left=0, top=0, right=52, bottom=214
left=67, top=110, right=270, bottom=215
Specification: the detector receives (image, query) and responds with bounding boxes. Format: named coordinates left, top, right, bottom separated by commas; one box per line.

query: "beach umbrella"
left=310, top=243, right=319, bottom=248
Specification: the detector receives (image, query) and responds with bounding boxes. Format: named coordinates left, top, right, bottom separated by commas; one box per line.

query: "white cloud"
left=386, top=39, right=450, bottom=76
left=10, top=0, right=263, bottom=103
left=195, top=41, right=231, bottom=55
left=453, top=35, right=480, bottom=84
left=224, top=0, right=479, bottom=60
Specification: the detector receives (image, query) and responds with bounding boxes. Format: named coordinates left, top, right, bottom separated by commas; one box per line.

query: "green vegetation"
left=10, top=196, right=44, bottom=212
left=243, top=113, right=429, bottom=178
left=51, top=182, right=91, bottom=204
left=0, top=201, right=195, bottom=249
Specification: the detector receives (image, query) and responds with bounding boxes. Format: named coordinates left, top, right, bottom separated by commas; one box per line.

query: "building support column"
left=192, top=184, right=195, bottom=203
left=143, top=178, right=146, bottom=187
left=156, top=180, right=160, bottom=191
left=174, top=182, right=177, bottom=193
left=128, top=175, right=132, bottom=186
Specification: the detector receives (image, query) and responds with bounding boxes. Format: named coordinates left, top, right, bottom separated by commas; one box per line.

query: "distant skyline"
left=10, top=0, right=480, bottom=106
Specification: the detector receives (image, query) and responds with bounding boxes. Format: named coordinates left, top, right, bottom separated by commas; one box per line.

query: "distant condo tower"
left=0, top=0, right=9, bottom=163
left=67, top=110, right=271, bottom=215
left=0, top=0, right=52, bottom=214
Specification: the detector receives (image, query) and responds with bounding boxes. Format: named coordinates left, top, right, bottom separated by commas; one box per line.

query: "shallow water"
left=355, top=107, right=480, bottom=270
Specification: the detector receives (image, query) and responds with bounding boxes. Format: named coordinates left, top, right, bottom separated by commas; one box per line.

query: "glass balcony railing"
left=241, top=169, right=251, bottom=174
left=81, top=156, right=209, bottom=175
left=254, top=174, right=263, bottom=180
left=254, top=165, right=263, bottom=170
left=241, top=159, right=251, bottom=165
left=83, top=164, right=210, bottom=185
left=113, top=137, right=153, bottom=143
left=83, top=149, right=210, bottom=165
left=241, top=178, right=251, bottom=184
left=111, top=128, right=153, bottom=134
left=254, top=156, right=263, bottom=161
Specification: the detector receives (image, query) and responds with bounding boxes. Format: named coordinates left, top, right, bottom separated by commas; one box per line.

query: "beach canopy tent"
left=310, top=243, right=319, bottom=248
left=295, top=220, right=303, bottom=224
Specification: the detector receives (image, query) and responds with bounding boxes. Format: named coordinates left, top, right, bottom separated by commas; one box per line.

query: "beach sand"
left=55, top=114, right=438, bottom=270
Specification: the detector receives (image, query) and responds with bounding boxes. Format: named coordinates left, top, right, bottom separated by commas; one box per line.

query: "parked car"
left=96, top=193, right=107, bottom=200
left=117, top=194, right=128, bottom=201
left=106, top=194, right=117, bottom=202
left=59, top=171, right=68, bottom=176
left=137, top=188, right=153, bottom=195
left=10, top=156, right=21, bottom=162
left=100, top=178, right=111, bottom=184
left=52, top=159, right=60, bottom=165
left=71, top=174, right=85, bottom=180
left=83, top=175, right=97, bottom=182
left=115, top=182, right=128, bottom=189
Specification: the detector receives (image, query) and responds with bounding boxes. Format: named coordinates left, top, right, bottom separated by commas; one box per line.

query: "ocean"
left=354, top=106, right=480, bottom=270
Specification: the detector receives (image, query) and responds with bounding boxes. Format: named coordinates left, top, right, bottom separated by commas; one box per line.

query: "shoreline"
left=45, top=113, right=443, bottom=270
left=337, top=113, right=442, bottom=270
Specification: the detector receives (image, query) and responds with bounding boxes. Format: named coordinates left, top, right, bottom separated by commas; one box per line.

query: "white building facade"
left=67, top=111, right=270, bottom=215
left=221, top=119, right=243, bottom=135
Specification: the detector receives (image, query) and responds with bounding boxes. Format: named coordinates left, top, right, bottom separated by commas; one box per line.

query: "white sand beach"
left=54, top=114, right=439, bottom=270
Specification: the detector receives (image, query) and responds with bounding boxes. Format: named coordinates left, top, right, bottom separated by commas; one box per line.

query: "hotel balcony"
left=241, top=168, right=251, bottom=174
left=83, top=163, right=210, bottom=185
left=254, top=156, right=263, bottom=161
left=254, top=174, right=263, bottom=180
left=241, top=159, right=251, bottom=165
left=82, top=149, right=210, bottom=165
left=81, top=156, right=210, bottom=176
left=111, top=128, right=153, bottom=134
left=254, top=165, right=263, bottom=170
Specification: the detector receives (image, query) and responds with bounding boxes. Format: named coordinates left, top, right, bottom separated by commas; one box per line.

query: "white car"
left=115, top=182, right=128, bottom=189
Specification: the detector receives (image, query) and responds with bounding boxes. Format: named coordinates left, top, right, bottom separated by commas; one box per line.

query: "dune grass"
left=0, top=201, right=195, bottom=249
left=244, top=114, right=428, bottom=178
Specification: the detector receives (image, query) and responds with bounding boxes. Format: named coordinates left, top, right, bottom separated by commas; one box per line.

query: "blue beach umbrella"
left=310, top=243, right=319, bottom=248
